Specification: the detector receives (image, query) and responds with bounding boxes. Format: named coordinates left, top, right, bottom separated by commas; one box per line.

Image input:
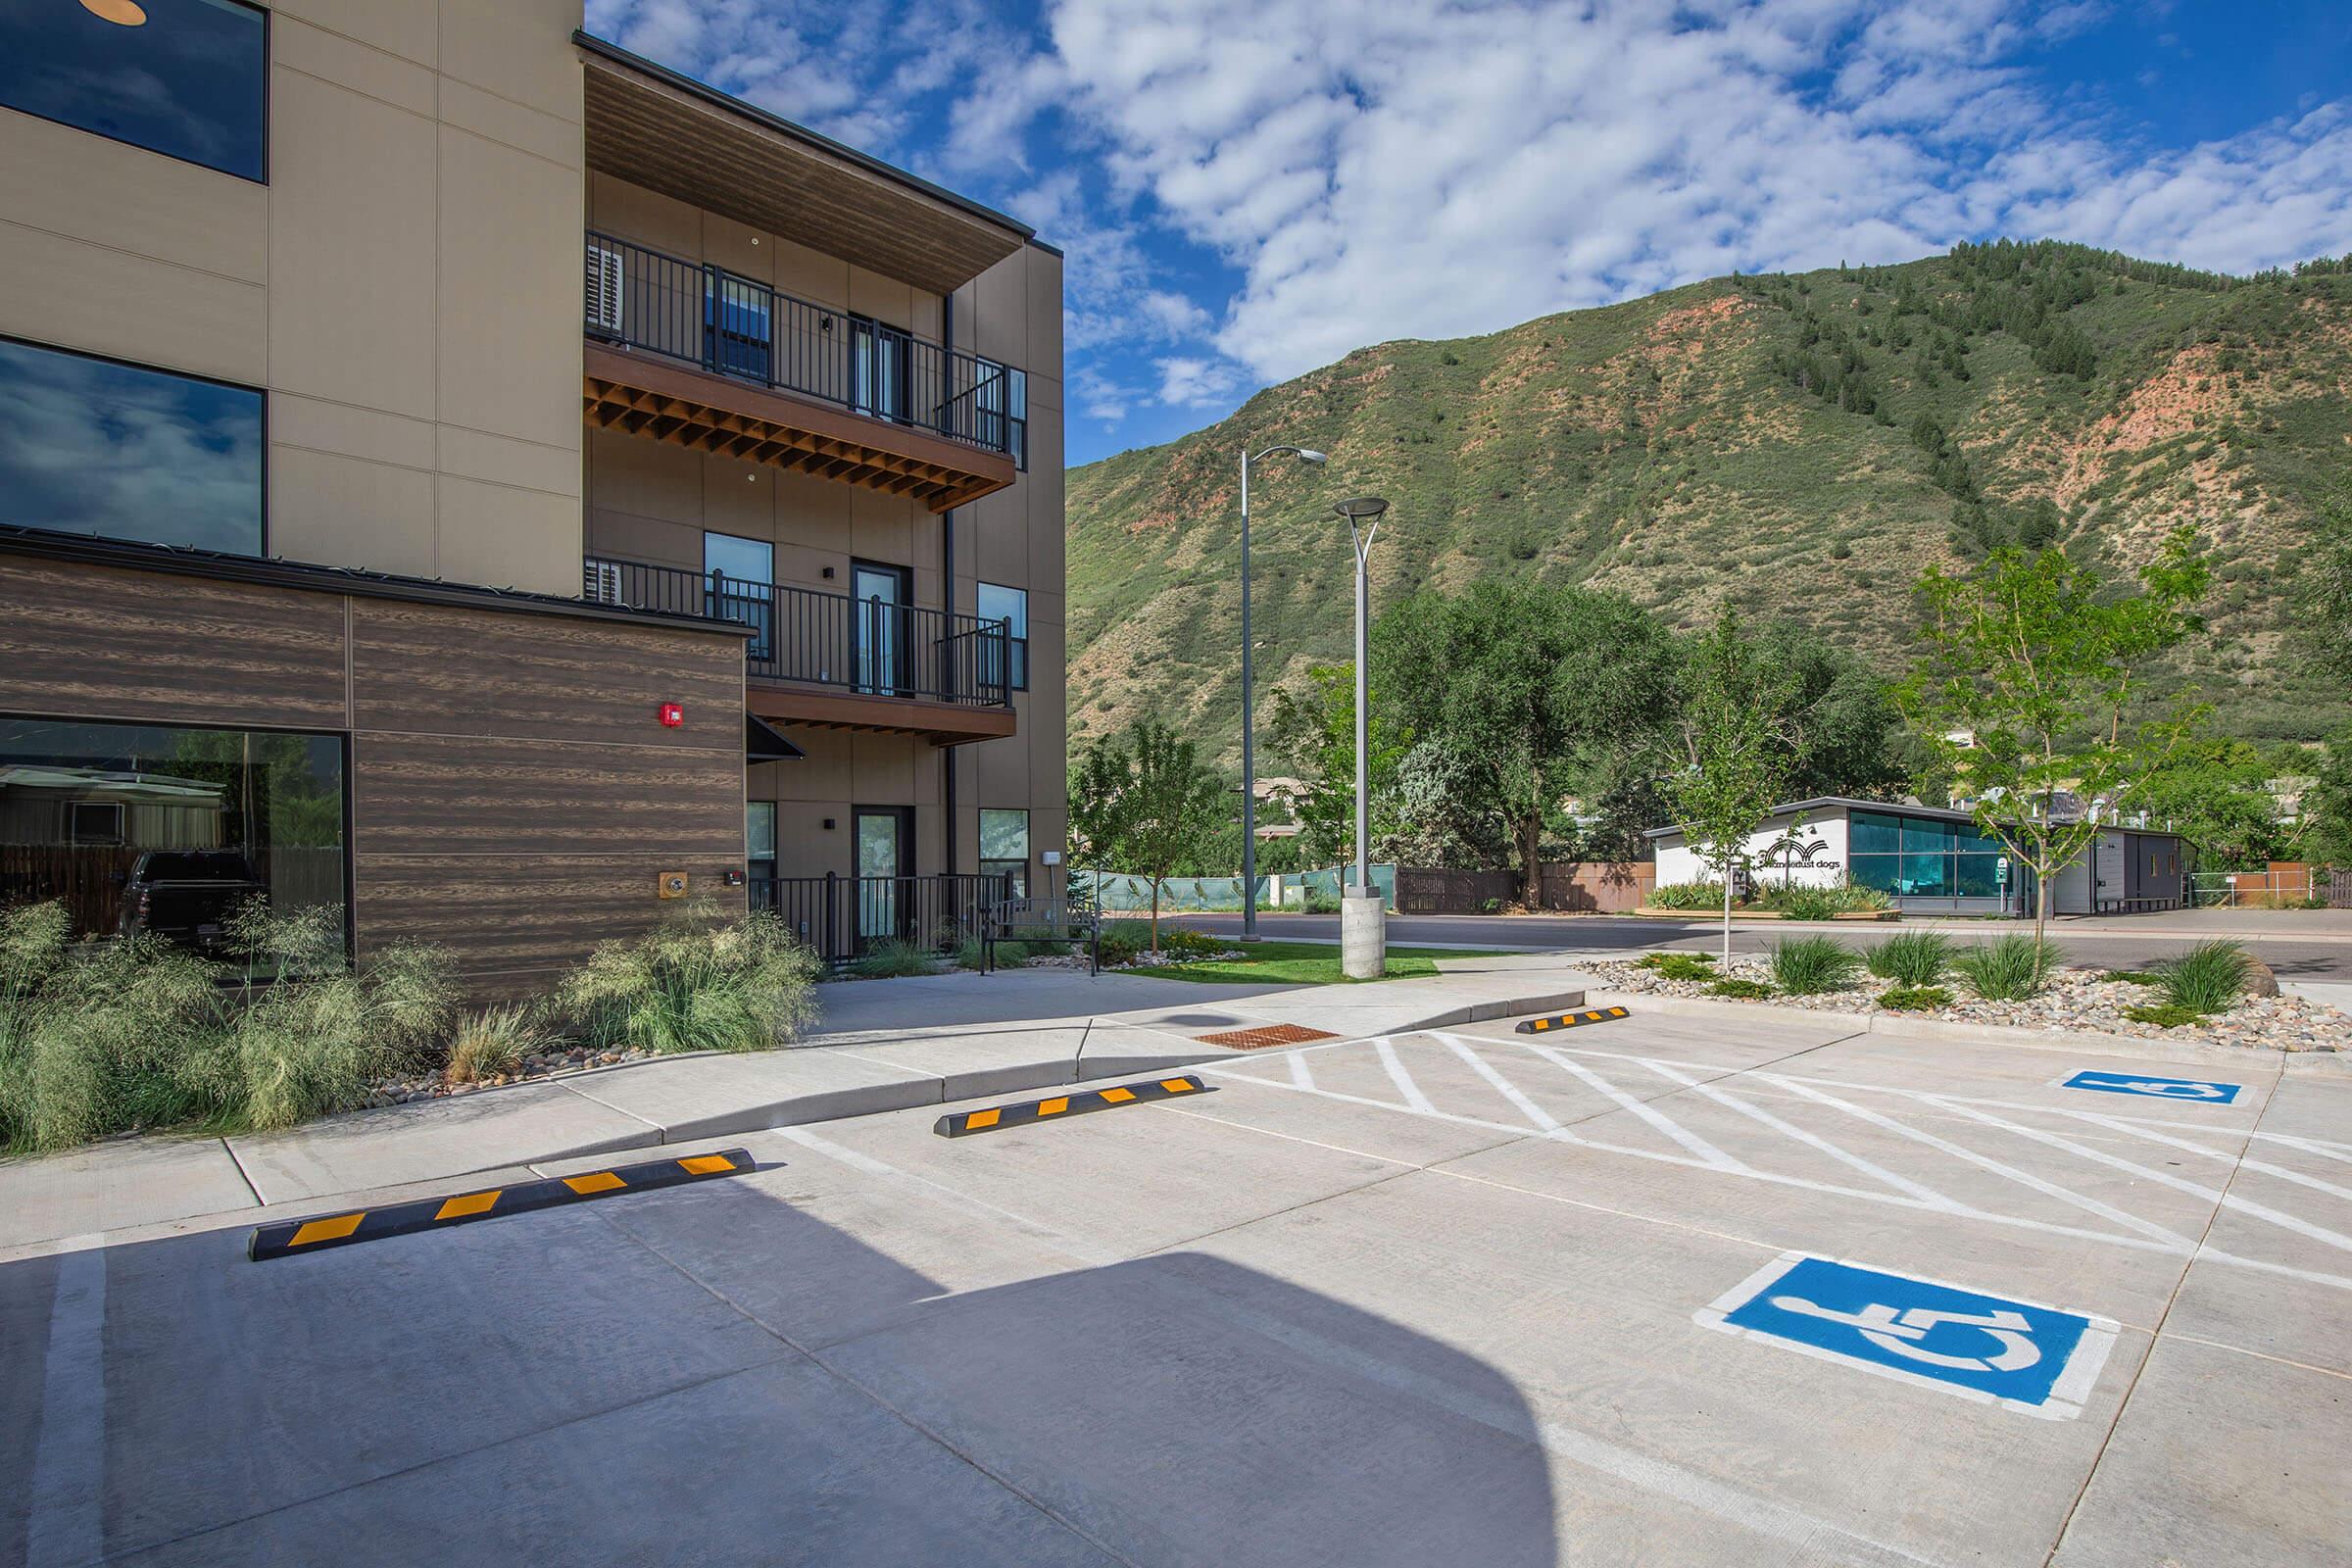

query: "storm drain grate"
left=1194, top=1023, right=1341, bottom=1050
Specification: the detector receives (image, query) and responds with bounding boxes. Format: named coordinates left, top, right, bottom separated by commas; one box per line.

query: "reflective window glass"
left=0, top=0, right=268, bottom=181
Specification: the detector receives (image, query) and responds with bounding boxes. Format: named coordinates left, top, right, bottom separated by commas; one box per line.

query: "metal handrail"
left=584, top=228, right=1026, bottom=462
left=751, top=871, right=1012, bottom=963
left=584, top=556, right=1010, bottom=708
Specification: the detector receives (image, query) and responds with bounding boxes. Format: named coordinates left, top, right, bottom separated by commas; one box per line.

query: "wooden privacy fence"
left=1392, top=862, right=1655, bottom=915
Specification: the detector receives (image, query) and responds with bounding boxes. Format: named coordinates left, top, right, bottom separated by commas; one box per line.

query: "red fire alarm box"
left=657, top=703, right=685, bottom=728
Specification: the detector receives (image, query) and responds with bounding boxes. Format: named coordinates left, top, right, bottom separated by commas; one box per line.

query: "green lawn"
left=1145, top=941, right=1509, bottom=986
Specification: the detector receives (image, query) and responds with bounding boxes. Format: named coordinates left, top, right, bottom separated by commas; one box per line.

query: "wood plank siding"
left=0, top=555, right=748, bottom=995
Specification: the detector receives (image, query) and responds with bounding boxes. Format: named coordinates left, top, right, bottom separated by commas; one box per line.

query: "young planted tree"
left=1666, top=611, right=1793, bottom=962
left=1074, top=718, right=1227, bottom=951
left=1903, top=528, right=2211, bottom=967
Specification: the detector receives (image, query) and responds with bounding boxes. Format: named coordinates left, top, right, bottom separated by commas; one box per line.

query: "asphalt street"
left=1173, top=910, right=2352, bottom=982
left=4, top=1008, right=2343, bottom=1565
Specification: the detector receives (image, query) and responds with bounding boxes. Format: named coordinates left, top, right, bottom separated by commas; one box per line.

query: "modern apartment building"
left=0, top=0, right=1064, bottom=993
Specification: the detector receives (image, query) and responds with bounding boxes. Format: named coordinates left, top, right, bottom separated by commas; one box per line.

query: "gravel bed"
left=1591, top=956, right=2352, bottom=1053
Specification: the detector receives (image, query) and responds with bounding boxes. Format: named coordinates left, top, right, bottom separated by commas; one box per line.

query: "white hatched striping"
left=2049, top=1107, right=2352, bottom=1203
left=1754, top=1073, right=2200, bottom=1252
left=1371, top=1036, right=1437, bottom=1115
left=1921, top=1097, right=2352, bottom=1256
left=1520, top=1041, right=1746, bottom=1170
left=1435, top=1031, right=1562, bottom=1132
left=1287, top=1049, right=1316, bottom=1091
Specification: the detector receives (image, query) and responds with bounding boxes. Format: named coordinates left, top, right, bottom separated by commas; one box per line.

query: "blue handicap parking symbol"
left=2059, top=1069, right=2240, bottom=1104
left=1696, top=1252, right=2118, bottom=1419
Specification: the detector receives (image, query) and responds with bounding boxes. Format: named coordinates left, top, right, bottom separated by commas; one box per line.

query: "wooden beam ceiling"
left=584, top=345, right=1015, bottom=514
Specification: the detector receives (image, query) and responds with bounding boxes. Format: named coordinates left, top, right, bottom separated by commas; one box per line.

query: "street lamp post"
left=1332, top=495, right=1390, bottom=979
left=1239, top=443, right=1324, bottom=940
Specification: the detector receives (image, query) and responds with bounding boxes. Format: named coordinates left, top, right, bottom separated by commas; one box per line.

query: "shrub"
left=1095, top=926, right=1145, bottom=967
left=1769, top=936, right=1862, bottom=995
left=1300, top=890, right=1342, bottom=914
left=1155, top=928, right=1226, bottom=959
left=559, top=905, right=820, bottom=1053
left=1866, top=930, right=1955, bottom=987
left=2098, top=969, right=2162, bottom=987
left=1649, top=881, right=1727, bottom=910
left=445, top=1004, right=555, bottom=1085
left=2125, top=1003, right=2209, bottom=1030
left=1759, top=884, right=1841, bottom=922
left=1707, top=977, right=1774, bottom=1000
left=2156, top=940, right=2249, bottom=1016
left=1951, top=935, right=2059, bottom=1001
left=1635, top=949, right=1713, bottom=970
left=845, top=937, right=937, bottom=979
left=1642, top=953, right=1719, bottom=983
left=1876, top=985, right=1954, bottom=1012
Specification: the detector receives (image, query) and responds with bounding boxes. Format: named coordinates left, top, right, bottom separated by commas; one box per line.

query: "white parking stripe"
left=1371, top=1036, right=1437, bottom=1115
left=1521, top=1042, right=1746, bottom=1170
left=26, top=1240, right=106, bottom=1568
left=1923, top=1098, right=2352, bottom=1255
left=1755, top=1074, right=2201, bottom=1252
left=1434, top=1032, right=1562, bottom=1132
left=1287, top=1049, right=1315, bottom=1091
left=1632, top=1055, right=1966, bottom=1212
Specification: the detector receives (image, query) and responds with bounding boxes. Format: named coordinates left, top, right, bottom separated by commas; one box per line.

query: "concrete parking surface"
left=4, top=1010, right=2345, bottom=1565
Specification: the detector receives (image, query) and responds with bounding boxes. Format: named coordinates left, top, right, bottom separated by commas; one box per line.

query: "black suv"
left=118, top=851, right=264, bottom=956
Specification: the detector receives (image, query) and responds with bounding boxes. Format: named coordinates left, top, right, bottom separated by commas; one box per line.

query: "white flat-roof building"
left=1645, top=797, right=2190, bottom=916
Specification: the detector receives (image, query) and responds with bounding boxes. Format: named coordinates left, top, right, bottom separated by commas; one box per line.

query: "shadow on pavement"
left=0, top=1153, right=1558, bottom=1567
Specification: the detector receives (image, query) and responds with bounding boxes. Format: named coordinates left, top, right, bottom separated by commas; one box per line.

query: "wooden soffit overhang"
left=577, top=35, right=1030, bottom=296
left=584, top=344, right=1015, bottom=514
left=746, top=684, right=1018, bottom=749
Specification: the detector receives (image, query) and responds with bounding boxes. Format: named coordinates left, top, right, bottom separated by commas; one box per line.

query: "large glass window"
left=1846, top=809, right=2011, bottom=901
left=0, top=338, right=265, bottom=555
left=977, top=582, right=1029, bottom=692
left=746, top=801, right=776, bottom=882
left=0, top=0, right=268, bottom=181
left=980, top=808, right=1029, bottom=899
left=0, top=715, right=346, bottom=964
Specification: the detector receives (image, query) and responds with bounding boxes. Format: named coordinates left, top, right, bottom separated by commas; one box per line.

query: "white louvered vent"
left=586, top=561, right=625, bottom=605
left=586, top=245, right=624, bottom=335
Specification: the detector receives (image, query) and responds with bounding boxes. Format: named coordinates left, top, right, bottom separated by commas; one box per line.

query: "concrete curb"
left=1585, top=990, right=2352, bottom=1075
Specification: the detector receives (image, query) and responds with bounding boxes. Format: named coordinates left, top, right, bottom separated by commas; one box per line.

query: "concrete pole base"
left=1341, top=890, right=1387, bottom=980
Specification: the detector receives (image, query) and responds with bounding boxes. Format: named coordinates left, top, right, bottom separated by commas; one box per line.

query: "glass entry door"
left=705, top=532, right=774, bottom=661
left=855, top=808, right=908, bottom=941
left=853, top=563, right=907, bottom=696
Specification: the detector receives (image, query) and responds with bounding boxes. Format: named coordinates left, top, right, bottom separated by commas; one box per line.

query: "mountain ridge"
left=1064, top=242, right=2352, bottom=762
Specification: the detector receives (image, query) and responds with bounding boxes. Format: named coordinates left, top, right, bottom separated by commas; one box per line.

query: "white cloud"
left=586, top=0, right=2352, bottom=428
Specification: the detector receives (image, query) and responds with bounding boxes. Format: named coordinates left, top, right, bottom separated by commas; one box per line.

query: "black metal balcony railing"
left=585, top=229, right=1027, bottom=464
left=586, top=557, right=1011, bottom=708
left=753, top=871, right=1012, bottom=963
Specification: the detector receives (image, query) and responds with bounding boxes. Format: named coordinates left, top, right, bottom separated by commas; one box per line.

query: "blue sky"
left=584, top=1, right=2352, bottom=466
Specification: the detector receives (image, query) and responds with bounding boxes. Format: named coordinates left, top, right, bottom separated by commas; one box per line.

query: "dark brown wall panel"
left=0, top=560, right=348, bottom=728
left=352, top=732, right=741, bottom=855
left=354, top=853, right=746, bottom=988
left=348, top=598, right=743, bottom=749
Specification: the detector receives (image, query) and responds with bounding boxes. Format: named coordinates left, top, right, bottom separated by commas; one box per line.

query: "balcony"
left=582, top=231, right=1023, bottom=513
left=586, top=557, right=1016, bottom=745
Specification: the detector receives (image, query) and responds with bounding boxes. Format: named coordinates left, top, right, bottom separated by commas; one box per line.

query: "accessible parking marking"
left=2057, top=1068, right=2241, bottom=1104
left=1696, top=1251, right=2119, bottom=1420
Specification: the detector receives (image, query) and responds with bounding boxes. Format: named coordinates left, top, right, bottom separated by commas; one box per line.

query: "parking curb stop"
left=1516, top=1005, right=1630, bottom=1035
left=936, top=1076, right=1208, bottom=1137
left=247, top=1148, right=756, bottom=1261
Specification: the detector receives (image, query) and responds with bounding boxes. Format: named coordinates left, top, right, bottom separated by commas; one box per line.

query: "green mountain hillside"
left=1066, top=242, right=2352, bottom=760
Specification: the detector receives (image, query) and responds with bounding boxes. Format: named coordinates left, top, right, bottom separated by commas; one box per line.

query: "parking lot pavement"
left=4, top=1013, right=2345, bottom=1566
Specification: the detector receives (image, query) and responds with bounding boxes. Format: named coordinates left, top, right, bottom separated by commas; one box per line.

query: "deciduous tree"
left=1666, top=611, right=1793, bottom=961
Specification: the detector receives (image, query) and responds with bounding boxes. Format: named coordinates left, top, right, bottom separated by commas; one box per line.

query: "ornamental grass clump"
left=445, top=1004, right=557, bottom=1085
left=2155, top=940, right=2249, bottom=1018
left=222, top=902, right=457, bottom=1131
left=1768, top=936, right=1862, bottom=995
left=1647, top=881, right=1727, bottom=911
left=1865, top=930, right=1956, bottom=987
left=0, top=903, right=226, bottom=1152
left=560, top=905, right=820, bottom=1053
left=847, top=937, right=938, bottom=979
left=1951, top=935, right=2060, bottom=1002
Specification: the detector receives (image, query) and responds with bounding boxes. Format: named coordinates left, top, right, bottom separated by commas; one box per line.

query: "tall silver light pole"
left=1239, top=443, right=1324, bottom=940
left=1332, top=496, right=1389, bottom=979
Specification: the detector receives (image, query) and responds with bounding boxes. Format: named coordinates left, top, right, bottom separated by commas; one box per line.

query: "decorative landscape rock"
left=1592, top=956, right=2350, bottom=1053
left=2241, top=956, right=2281, bottom=998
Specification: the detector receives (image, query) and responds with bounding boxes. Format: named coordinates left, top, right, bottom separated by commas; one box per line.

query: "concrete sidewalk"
left=0, top=954, right=1593, bottom=1251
